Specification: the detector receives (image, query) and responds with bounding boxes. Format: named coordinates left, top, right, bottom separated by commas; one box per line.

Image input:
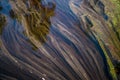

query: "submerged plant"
left=25, top=2, right=55, bottom=43
left=9, top=0, right=55, bottom=44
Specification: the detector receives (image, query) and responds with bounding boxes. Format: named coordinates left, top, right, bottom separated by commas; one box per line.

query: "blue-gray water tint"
left=0, top=0, right=114, bottom=80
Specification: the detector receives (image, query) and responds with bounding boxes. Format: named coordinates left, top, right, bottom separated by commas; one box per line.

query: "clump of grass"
left=0, top=14, right=6, bottom=35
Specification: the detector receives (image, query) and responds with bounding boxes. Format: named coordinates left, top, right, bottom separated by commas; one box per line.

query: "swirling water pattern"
left=0, top=0, right=120, bottom=80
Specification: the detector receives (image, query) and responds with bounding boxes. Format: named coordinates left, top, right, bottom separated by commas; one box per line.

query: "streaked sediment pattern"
left=0, top=0, right=120, bottom=80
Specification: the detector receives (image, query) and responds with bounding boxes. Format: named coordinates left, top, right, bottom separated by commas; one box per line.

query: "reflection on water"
left=0, top=0, right=120, bottom=80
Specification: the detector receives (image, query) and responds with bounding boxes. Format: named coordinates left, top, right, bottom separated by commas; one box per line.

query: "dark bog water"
left=0, top=0, right=120, bottom=80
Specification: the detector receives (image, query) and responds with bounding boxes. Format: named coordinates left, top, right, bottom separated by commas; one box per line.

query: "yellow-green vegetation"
left=93, top=32, right=118, bottom=80
left=85, top=13, right=119, bottom=79
left=103, top=0, right=120, bottom=76
left=0, top=14, right=6, bottom=35
left=94, top=0, right=120, bottom=79
left=104, top=0, right=120, bottom=40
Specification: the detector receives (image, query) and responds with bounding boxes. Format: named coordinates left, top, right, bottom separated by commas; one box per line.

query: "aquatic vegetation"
left=70, top=0, right=120, bottom=79
left=103, top=0, right=120, bottom=40
left=25, top=4, right=55, bottom=43
left=0, top=0, right=120, bottom=80
left=9, top=0, right=55, bottom=44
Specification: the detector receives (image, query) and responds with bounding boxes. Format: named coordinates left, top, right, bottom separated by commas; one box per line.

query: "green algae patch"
left=103, top=0, right=120, bottom=40
left=92, top=32, right=118, bottom=80
left=109, top=0, right=120, bottom=38
left=0, top=14, right=6, bottom=35
left=84, top=13, right=119, bottom=79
